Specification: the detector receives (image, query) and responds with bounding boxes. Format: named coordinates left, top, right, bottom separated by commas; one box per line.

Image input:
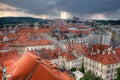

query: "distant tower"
left=34, top=22, right=39, bottom=30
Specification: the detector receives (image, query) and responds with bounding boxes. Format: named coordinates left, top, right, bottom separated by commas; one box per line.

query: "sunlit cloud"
left=0, top=3, right=57, bottom=19
left=87, top=13, right=108, bottom=20
left=60, top=11, right=71, bottom=19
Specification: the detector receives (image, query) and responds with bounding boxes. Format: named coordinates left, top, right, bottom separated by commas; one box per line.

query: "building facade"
left=84, top=45, right=120, bottom=80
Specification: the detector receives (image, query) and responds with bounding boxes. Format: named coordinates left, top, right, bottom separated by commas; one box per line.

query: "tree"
left=96, top=76, right=103, bottom=80
left=80, top=77, right=85, bottom=80
left=116, top=67, right=120, bottom=80
left=80, top=70, right=103, bottom=80
left=71, top=67, right=76, bottom=72
left=84, top=70, right=96, bottom=80
left=79, top=64, right=85, bottom=73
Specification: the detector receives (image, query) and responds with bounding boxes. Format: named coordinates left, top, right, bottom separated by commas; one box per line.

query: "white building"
left=9, top=40, right=54, bottom=54
left=58, top=44, right=85, bottom=70
left=89, top=26, right=111, bottom=47
left=60, top=35, right=88, bottom=47
left=114, top=31, right=120, bottom=46
left=111, top=28, right=120, bottom=46
left=73, top=71, right=83, bottom=80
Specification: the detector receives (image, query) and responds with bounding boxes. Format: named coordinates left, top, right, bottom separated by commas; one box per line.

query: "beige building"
left=84, top=44, right=120, bottom=80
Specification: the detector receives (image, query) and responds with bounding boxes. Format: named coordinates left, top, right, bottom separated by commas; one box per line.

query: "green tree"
left=80, top=70, right=103, bottom=80
left=84, top=70, right=96, bottom=80
left=96, top=76, right=103, bottom=80
left=116, top=67, right=120, bottom=80
left=80, top=77, right=85, bottom=80
left=79, top=64, right=85, bottom=73
left=71, top=67, right=76, bottom=72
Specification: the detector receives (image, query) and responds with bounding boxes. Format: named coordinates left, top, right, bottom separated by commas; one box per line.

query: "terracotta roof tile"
left=85, top=45, right=119, bottom=65
left=5, top=52, right=73, bottom=80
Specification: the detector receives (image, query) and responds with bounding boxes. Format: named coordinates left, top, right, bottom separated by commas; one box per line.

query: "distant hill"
left=94, top=20, right=120, bottom=25
left=0, top=17, right=51, bottom=26
left=0, top=17, right=120, bottom=27
left=66, top=19, right=120, bottom=25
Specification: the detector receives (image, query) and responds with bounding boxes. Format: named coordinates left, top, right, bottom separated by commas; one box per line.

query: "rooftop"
left=1, top=51, right=73, bottom=80
left=85, top=44, right=120, bottom=65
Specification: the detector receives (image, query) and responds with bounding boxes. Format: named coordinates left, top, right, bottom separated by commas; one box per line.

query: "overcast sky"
left=0, top=0, right=120, bottom=20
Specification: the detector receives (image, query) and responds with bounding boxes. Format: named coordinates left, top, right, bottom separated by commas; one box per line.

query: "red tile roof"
left=30, top=63, right=73, bottom=80
left=19, top=28, right=52, bottom=34
left=114, top=48, right=120, bottom=60
left=86, top=52, right=119, bottom=65
left=68, top=30, right=90, bottom=35
left=65, top=44, right=85, bottom=55
left=11, top=39, right=53, bottom=46
left=0, top=50, right=20, bottom=65
left=0, top=50, right=20, bottom=79
left=62, top=52, right=77, bottom=62
left=0, top=35, right=4, bottom=40
left=39, top=47, right=78, bottom=62
left=85, top=45, right=120, bottom=65
left=92, top=44, right=110, bottom=52
left=11, top=53, right=38, bottom=80
left=6, top=52, right=73, bottom=80
left=0, top=66, right=3, bottom=79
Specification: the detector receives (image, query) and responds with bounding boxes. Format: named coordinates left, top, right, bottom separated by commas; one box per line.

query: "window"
left=107, top=69, right=110, bottom=73
left=101, top=69, right=103, bottom=72
left=111, top=69, right=113, bottom=72
left=107, top=65, right=111, bottom=68
left=90, top=59, right=92, bottom=62
left=96, top=67, right=98, bottom=70
left=112, top=64, right=114, bottom=67
left=111, top=74, right=113, bottom=78
left=101, top=64, right=103, bottom=67
left=106, top=75, right=109, bottom=79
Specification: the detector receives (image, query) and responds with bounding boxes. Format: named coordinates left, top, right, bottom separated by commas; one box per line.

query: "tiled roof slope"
left=5, top=52, right=73, bottom=80
left=85, top=44, right=120, bottom=65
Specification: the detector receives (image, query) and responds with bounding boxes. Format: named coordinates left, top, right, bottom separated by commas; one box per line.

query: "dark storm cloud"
left=0, top=0, right=120, bottom=19
left=54, top=0, right=120, bottom=17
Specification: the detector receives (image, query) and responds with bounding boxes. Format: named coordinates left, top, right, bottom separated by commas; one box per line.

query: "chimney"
left=59, top=47, right=61, bottom=51
left=97, top=49, right=100, bottom=54
left=108, top=48, right=112, bottom=54
left=102, top=51, right=105, bottom=55
left=108, top=51, right=111, bottom=54
left=58, top=51, right=61, bottom=55
left=112, top=50, right=116, bottom=55
left=91, top=52, right=96, bottom=56
left=92, top=47, right=93, bottom=51
left=91, top=53, right=93, bottom=56
left=44, top=51, right=47, bottom=54
left=51, top=51, right=54, bottom=54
